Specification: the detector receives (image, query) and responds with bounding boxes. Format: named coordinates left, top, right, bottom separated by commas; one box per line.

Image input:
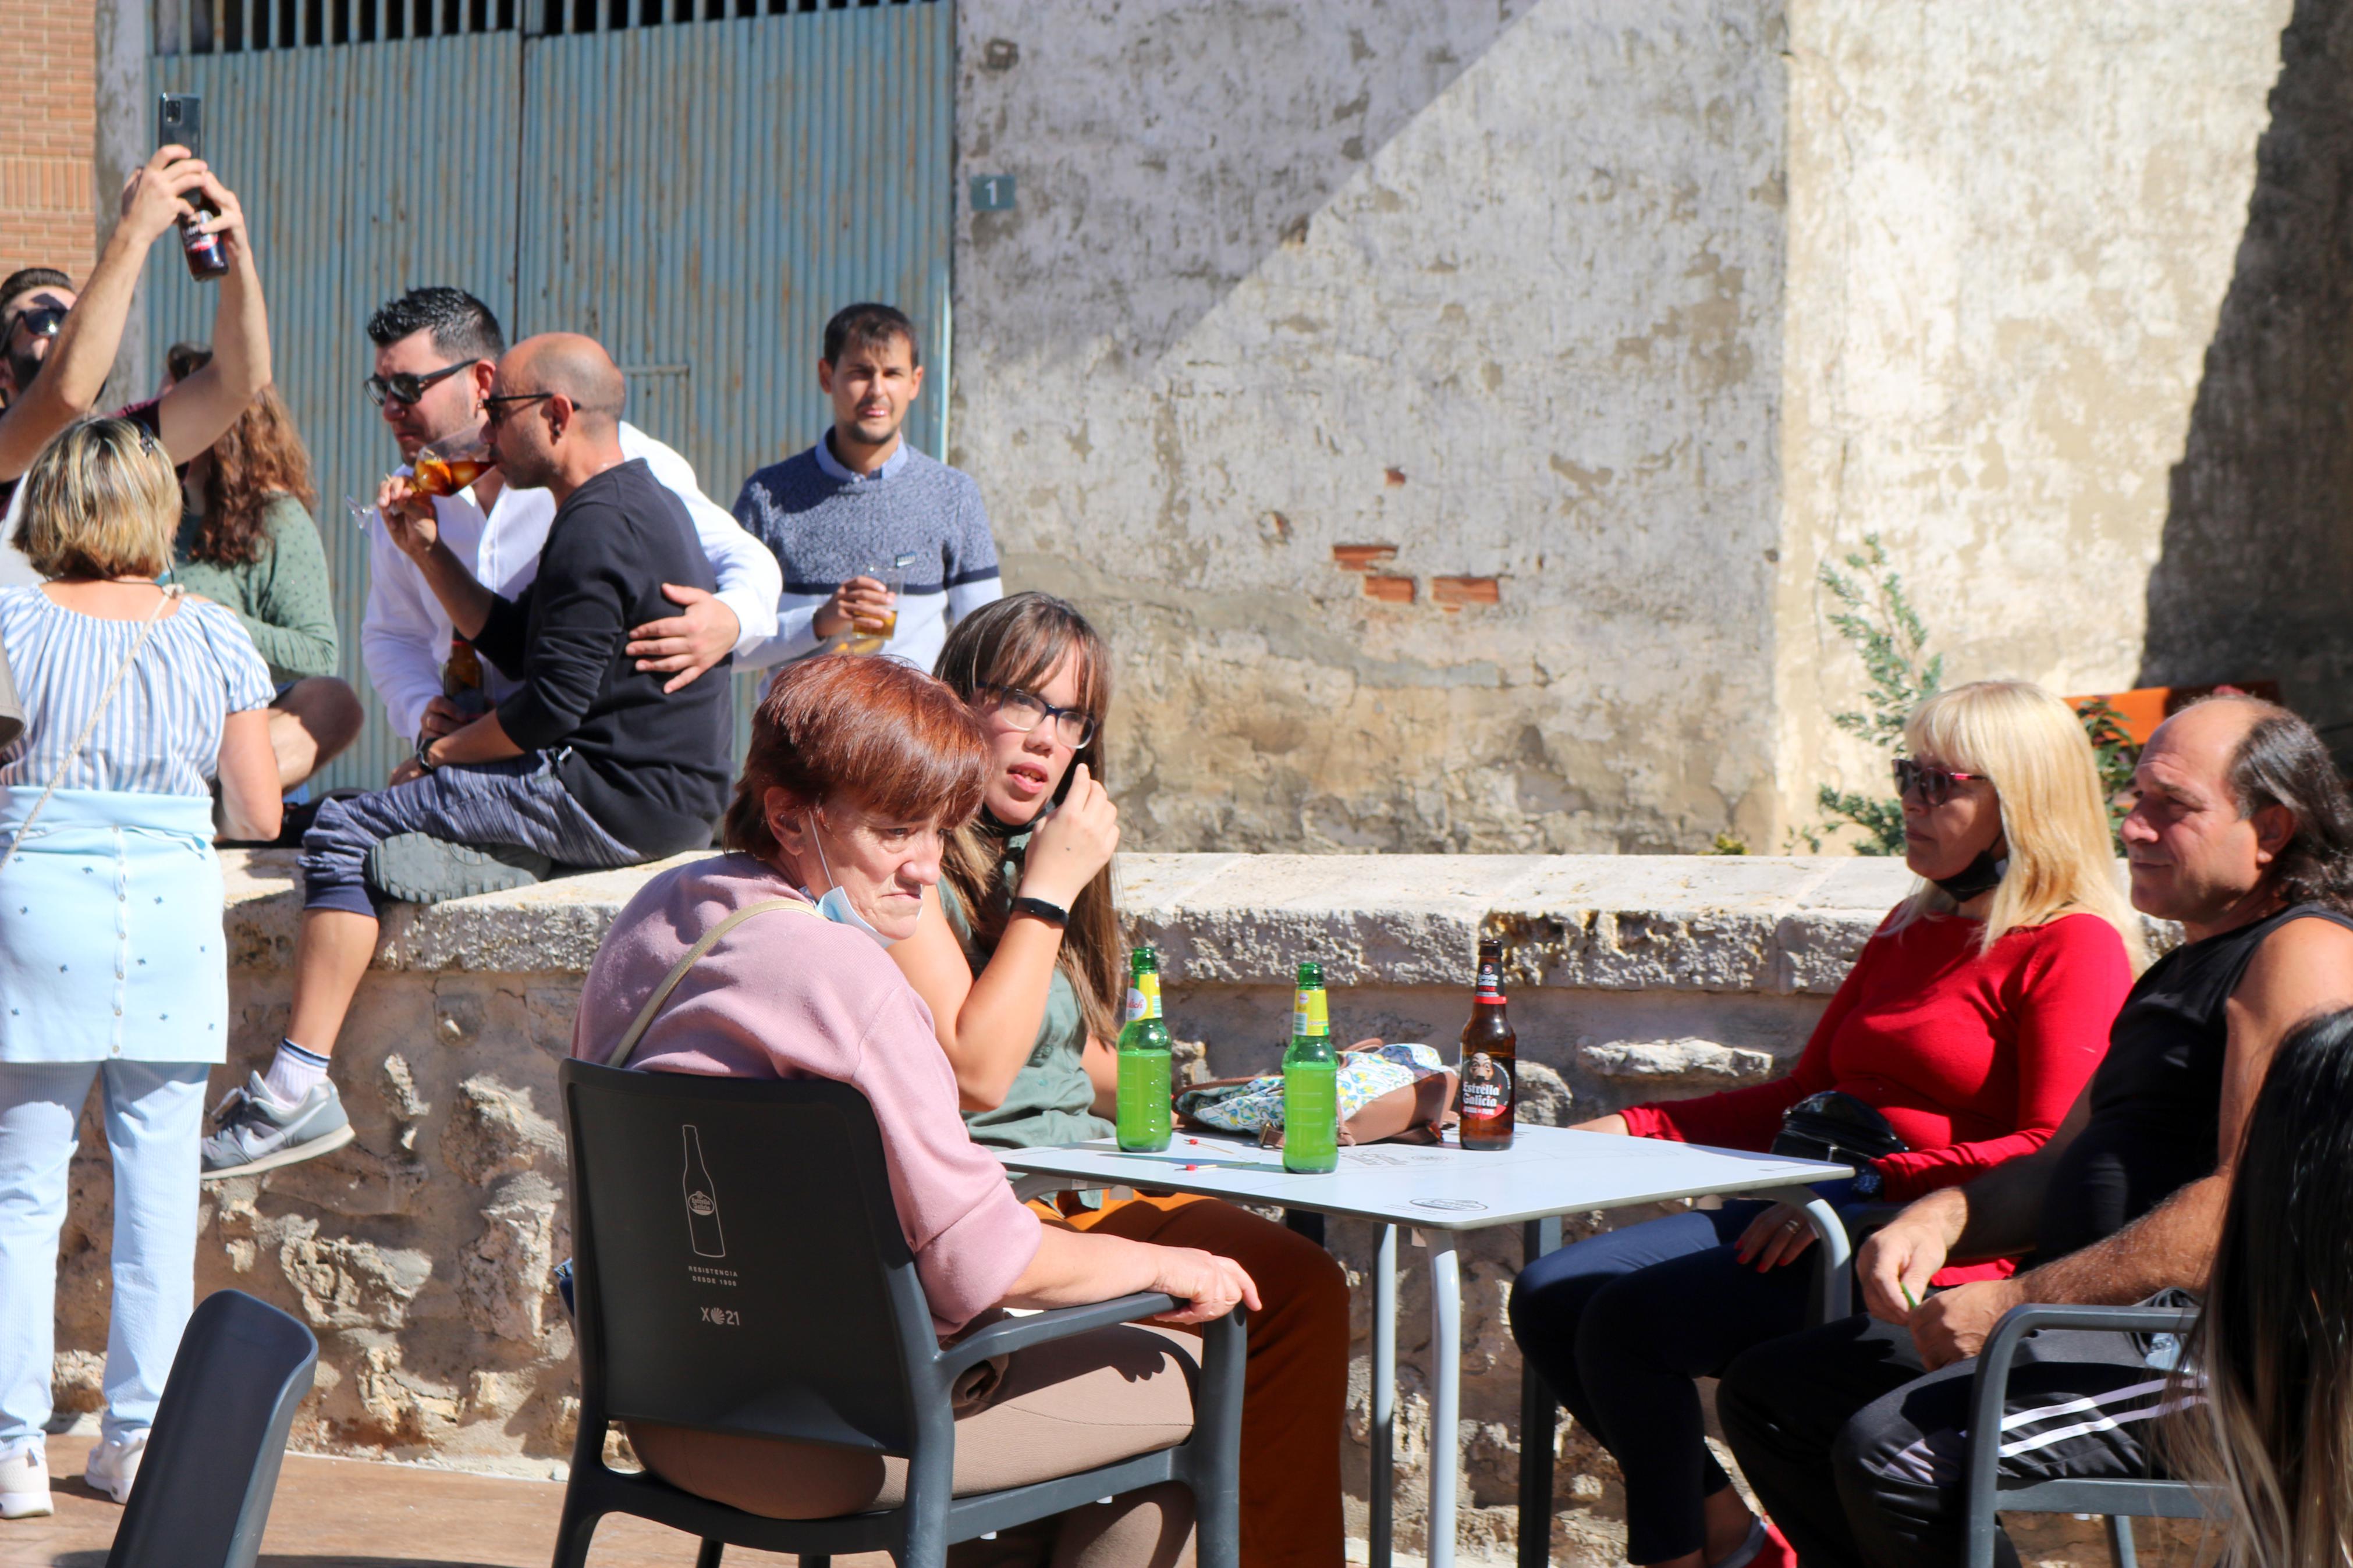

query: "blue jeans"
left=0, top=1059, right=210, bottom=1458
left=1509, top=1200, right=1843, bottom=1563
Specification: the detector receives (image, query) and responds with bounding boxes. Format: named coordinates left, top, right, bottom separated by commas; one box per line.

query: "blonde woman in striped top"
left=0, top=418, right=279, bottom=1524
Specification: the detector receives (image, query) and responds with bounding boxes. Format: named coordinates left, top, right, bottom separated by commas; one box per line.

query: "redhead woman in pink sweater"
left=571, top=655, right=1254, bottom=1567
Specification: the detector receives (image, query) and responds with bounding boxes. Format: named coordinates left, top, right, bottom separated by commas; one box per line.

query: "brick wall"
left=0, top=0, right=98, bottom=282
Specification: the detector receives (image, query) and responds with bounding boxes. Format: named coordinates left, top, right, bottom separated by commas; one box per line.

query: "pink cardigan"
left=570, top=852, right=1042, bottom=1334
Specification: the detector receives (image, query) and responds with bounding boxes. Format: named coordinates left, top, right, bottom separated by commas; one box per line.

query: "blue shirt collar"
left=815, top=429, right=911, bottom=483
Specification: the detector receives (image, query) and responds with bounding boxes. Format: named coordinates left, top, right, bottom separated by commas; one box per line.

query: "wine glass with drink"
left=410, top=430, right=493, bottom=498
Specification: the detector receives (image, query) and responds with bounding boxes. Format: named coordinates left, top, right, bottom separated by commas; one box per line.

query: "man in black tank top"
left=1715, top=698, right=2353, bottom=1568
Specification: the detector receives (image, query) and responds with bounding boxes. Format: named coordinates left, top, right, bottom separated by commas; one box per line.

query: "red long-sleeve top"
left=1621, top=908, right=2129, bottom=1280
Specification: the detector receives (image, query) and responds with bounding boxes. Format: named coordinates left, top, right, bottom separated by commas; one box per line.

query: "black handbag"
left=1770, top=1090, right=1910, bottom=1167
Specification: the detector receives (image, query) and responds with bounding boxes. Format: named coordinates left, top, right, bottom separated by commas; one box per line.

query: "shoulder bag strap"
left=605, top=895, right=822, bottom=1068
left=0, top=585, right=183, bottom=881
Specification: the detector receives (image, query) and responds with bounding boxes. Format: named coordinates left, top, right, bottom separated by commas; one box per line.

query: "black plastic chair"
left=104, top=1288, right=320, bottom=1568
left=553, top=1059, right=1245, bottom=1568
left=1962, top=1303, right=2215, bottom=1568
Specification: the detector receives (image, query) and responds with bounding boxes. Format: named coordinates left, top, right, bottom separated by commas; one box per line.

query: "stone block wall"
left=52, top=851, right=2177, bottom=1563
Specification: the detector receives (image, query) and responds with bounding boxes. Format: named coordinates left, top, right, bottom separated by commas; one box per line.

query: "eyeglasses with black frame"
left=481, top=391, right=554, bottom=427
left=1892, top=756, right=1989, bottom=808
left=364, top=360, right=473, bottom=408
left=982, top=684, right=1096, bottom=748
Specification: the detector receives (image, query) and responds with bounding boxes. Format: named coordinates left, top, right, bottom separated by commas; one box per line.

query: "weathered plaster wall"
left=950, top=0, right=1791, bottom=854
left=950, top=0, right=2308, bottom=852
left=2139, top=0, right=2353, bottom=753
left=1770, top=1, right=2291, bottom=836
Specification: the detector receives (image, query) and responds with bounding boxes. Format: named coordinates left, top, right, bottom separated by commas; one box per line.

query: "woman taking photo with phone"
left=889, top=592, right=1347, bottom=1568
left=1507, top=679, right=2141, bottom=1568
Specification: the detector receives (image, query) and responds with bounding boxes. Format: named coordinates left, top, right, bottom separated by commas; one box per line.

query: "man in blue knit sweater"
left=733, top=303, right=1001, bottom=673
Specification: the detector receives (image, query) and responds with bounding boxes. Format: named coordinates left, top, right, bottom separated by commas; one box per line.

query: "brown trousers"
left=630, top=1321, right=1198, bottom=1568
left=1035, top=1192, right=1350, bottom=1568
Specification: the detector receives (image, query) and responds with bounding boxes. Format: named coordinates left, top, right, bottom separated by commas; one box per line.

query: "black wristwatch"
left=1009, top=894, right=1069, bottom=928
left=414, top=737, right=443, bottom=771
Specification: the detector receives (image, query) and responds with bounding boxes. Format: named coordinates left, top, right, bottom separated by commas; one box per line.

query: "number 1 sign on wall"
left=970, top=174, right=1017, bottom=211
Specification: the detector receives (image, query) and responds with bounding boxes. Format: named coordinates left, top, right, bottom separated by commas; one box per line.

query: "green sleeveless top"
left=939, top=827, right=1109, bottom=1151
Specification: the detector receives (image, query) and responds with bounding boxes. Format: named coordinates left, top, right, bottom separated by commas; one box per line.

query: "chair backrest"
left=560, top=1059, right=941, bottom=1454
left=104, top=1289, right=318, bottom=1568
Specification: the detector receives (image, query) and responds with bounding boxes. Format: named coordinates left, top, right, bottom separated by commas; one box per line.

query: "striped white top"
left=0, top=586, right=274, bottom=797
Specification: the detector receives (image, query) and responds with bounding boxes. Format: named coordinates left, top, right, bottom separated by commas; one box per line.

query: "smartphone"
left=157, top=92, right=203, bottom=162
left=157, top=93, right=228, bottom=281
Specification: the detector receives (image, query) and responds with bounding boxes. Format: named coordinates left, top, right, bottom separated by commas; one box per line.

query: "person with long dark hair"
left=161, top=343, right=360, bottom=794
left=888, top=592, right=1348, bottom=1568
left=2169, top=1005, right=2353, bottom=1568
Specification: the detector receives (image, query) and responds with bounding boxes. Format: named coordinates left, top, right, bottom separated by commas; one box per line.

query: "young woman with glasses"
left=888, top=592, right=1348, bottom=1568
left=1508, top=679, right=2145, bottom=1568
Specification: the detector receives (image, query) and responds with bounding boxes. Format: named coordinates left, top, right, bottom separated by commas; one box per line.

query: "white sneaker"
left=84, top=1432, right=145, bottom=1505
left=0, top=1446, right=51, bottom=1519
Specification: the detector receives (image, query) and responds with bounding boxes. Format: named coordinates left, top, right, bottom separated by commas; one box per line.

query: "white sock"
left=260, top=1039, right=331, bottom=1107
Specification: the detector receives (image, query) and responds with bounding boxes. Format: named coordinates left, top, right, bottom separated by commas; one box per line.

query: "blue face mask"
left=808, top=813, right=897, bottom=950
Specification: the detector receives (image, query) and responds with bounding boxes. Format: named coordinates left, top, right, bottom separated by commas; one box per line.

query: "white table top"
left=995, top=1123, right=1850, bottom=1231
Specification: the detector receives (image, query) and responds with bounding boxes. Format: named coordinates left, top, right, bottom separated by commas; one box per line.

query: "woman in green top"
left=890, top=593, right=1348, bottom=1568
left=163, top=343, right=361, bottom=794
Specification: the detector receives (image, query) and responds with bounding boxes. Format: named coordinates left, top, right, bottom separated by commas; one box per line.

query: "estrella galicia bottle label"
left=1461, top=1053, right=1511, bottom=1121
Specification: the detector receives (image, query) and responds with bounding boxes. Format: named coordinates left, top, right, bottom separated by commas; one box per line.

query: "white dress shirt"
left=359, top=421, right=780, bottom=741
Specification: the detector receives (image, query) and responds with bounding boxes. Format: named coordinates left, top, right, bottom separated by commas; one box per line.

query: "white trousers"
left=0, top=1059, right=209, bottom=1457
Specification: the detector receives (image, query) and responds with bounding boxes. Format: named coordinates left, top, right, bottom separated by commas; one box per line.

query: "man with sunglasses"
left=0, top=145, right=272, bottom=574
left=207, top=333, right=737, bottom=1181
left=1716, top=696, right=2353, bottom=1568
left=357, top=287, right=778, bottom=759
left=732, top=301, right=999, bottom=674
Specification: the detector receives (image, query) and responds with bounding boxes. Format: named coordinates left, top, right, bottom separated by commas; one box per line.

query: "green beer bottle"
left=1282, top=960, right=1339, bottom=1174
left=1116, top=946, right=1174, bottom=1153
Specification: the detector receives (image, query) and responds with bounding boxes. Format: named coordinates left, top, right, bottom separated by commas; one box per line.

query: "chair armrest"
left=1963, top=1301, right=2201, bottom=1563
left=937, top=1292, right=1183, bottom=1377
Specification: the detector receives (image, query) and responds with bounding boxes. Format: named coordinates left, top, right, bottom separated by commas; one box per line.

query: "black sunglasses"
left=1892, top=757, right=1989, bottom=808
left=7, top=305, right=66, bottom=344
left=365, top=360, right=472, bottom=408
left=481, top=390, right=555, bottom=427
left=982, top=685, right=1097, bottom=748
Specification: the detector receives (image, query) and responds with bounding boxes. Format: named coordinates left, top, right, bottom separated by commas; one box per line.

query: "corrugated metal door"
left=515, top=5, right=954, bottom=756
left=147, top=1, right=953, bottom=792
left=146, top=33, right=523, bottom=791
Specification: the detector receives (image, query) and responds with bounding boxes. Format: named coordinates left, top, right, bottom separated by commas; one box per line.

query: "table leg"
left=1371, top=1224, right=1395, bottom=1568
left=1428, top=1232, right=1461, bottom=1568
left=1516, top=1217, right=1561, bottom=1568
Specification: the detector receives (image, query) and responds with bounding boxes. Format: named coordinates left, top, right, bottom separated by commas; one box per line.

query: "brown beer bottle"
left=443, top=633, right=490, bottom=718
left=1458, top=937, right=1517, bottom=1150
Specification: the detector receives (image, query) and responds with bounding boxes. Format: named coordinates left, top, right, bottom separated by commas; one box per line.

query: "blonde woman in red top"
left=1509, top=680, right=2141, bottom=1568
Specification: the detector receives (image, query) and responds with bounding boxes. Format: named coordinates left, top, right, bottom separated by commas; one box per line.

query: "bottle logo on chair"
left=681, top=1124, right=726, bottom=1258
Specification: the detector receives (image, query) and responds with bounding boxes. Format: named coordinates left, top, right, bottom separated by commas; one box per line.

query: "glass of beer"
left=840, top=554, right=913, bottom=655
left=411, top=431, right=492, bottom=498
